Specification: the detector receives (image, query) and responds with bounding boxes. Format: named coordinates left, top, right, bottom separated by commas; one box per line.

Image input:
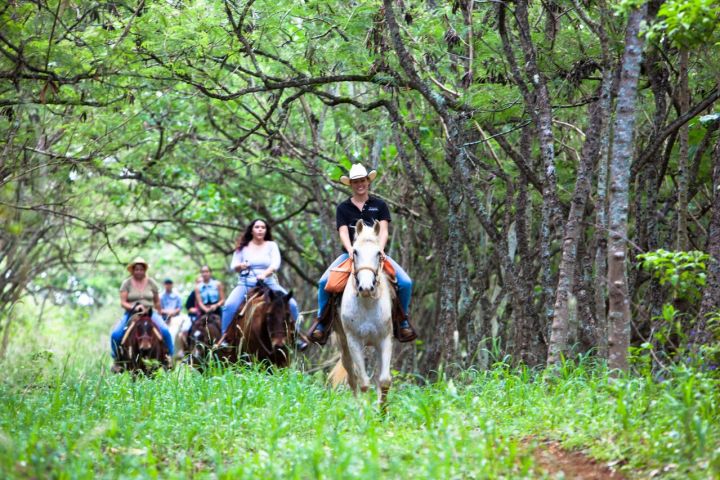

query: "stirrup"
left=110, top=362, right=124, bottom=374
left=396, top=318, right=418, bottom=343
left=296, top=334, right=310, bottom=351
left=307, top=321, right=330, bottom=346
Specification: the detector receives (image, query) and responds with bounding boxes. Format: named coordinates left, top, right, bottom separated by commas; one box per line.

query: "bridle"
left=353, top=254, right=382, bottom=293
left=263, top=297, right=291, bottom=355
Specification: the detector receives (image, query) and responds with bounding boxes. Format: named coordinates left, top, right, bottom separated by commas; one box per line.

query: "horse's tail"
left=328, top=360, right=347, bottom=387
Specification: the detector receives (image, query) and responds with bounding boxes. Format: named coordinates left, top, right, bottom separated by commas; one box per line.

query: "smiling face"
left=252, top=221, right=267, bottom=241
left=132, top=264, right=147, bottom=281
left=350, top=177, right=370, bottom=196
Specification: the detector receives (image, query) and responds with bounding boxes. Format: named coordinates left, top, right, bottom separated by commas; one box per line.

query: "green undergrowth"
left=0, top=353, right=717, bottom=479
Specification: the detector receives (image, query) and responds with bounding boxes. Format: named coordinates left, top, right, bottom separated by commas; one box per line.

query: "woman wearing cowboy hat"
left=309, top=163, right=417, bottom=344
left=110, top=257, right=174, bottom=371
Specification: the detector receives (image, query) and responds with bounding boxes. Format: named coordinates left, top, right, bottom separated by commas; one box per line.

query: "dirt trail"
left=526, top=438, right=625, bottom=479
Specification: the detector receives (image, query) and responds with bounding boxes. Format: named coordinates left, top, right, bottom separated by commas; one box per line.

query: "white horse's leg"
left=376, top=334, right=393, bottom=406
left=346, top=335, right=371, bottom=392
left=166, top=317, right=182, bottom=359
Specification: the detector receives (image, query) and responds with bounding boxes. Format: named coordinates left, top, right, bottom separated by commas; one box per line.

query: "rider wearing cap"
left=308, top=163, right=417, bottom=344
left=160, top=278, right=183, bottom=322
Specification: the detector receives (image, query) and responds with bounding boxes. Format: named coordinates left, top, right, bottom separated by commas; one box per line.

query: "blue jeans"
left=221, top=276, right=300, bottom=334
left=110, top=311, right=174, bottom=358
left=317, top=253, right=413, bottom=318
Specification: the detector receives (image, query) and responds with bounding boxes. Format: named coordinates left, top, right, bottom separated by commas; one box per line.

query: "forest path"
left=525, top=438, right=625, bottom=479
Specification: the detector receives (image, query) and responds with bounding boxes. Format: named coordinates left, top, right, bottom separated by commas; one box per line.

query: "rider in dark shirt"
left=185, top=276, right=201, bottom=323
left=309, top=163, right=417, bottom=344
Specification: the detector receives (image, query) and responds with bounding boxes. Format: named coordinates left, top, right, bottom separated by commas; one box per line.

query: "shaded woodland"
left=2, top=0, right=719, bottom=374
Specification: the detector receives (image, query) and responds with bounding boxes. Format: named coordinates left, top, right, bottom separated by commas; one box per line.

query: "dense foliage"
left=2, top=0, right=720, bottom=372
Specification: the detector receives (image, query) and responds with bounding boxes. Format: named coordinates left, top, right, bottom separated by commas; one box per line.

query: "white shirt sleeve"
left=230, top=249, right=244, bottom=270
left=268, top=242, right=281, bottom=271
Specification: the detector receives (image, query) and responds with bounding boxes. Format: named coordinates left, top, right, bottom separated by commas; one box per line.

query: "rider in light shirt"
left=160, top=278, right=183, bottom=322
left=195, top=265, right=225, bottom=315
left=221, top=219, right=300, bottom=334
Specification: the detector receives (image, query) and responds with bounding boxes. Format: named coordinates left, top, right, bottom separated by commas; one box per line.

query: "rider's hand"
left=136, top=304, right=148, bottom=314
left=256, top=272, right=267, bottom=281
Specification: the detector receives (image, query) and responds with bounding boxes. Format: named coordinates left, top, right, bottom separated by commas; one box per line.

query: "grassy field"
left=0, top=306, right=718, bottom=478
left=0, top=351, right=718, bottom=479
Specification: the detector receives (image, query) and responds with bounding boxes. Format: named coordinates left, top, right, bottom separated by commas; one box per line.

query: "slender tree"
left=607, top=3, right=648, bottom=371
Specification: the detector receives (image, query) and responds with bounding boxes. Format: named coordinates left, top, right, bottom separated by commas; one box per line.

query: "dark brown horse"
left=218, top=283, right=295, bottom=367
left=186, top=312, right=222, bottom=367
left=115, top=308, right=170, bottom=374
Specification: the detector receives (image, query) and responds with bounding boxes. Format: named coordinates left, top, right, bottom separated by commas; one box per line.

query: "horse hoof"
left=360, top=385, right=369, bottom=393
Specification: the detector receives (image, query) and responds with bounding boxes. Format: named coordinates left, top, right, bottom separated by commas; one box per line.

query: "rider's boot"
left=307, top=301, right=334, bottom=345
left=308, top=319, right=331, bottom=345
left=390, top=289, right=417, bottom=343
left=397, top=316, right=418, bottom=343
left=296, top=334, right=309, bottom=351
left=110, top=360, right=124, bottom=374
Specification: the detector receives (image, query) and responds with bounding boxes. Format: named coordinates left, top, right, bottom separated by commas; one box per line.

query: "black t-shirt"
left=336, top=195, right=391, bottom=244
left=185, top=290, right=196, bottom=311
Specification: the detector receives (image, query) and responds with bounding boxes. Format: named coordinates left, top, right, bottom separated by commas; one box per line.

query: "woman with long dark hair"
left=221, top=219, right=299, bottom=333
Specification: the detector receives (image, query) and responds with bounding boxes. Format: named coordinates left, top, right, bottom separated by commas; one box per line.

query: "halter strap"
left=352, top=260, right=383, bottom=298
left=354, top=265, right=380, bottom=274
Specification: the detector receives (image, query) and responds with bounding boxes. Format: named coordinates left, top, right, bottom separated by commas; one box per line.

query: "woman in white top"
left=221, top=219, right=300, bottom=333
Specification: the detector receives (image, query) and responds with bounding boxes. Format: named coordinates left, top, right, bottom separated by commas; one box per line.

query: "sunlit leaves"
left=647, top=0, right=720, bottom=49
left=637, top=249, right=709, bottom=301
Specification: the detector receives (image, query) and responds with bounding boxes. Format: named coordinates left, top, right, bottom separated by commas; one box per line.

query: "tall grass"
left=0, top=348, right=718, bottom=479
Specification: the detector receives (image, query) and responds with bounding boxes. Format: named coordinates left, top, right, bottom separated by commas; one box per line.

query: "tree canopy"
left=2, top=0, right=720, bottom=372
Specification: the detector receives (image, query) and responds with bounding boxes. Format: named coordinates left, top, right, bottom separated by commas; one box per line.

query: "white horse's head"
left=352, top=219, right=383, bottom=297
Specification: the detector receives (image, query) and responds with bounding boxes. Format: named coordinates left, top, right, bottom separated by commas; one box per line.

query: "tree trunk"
left=0, top=306, right=14, bottom=360
left=548, top=93, right=605, bottom=364
left=607, top=4, right=647, bottom=371
left=677, top=48, right=690, bottom=251
left=514, top=0, right=561, bottom=340
left=696, top=133, right=720, bottom=345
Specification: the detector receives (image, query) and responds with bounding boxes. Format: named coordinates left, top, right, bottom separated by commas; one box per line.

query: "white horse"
left=333, top=219, right=394, bottom=406
left=166, top=313, right=191, bottom=361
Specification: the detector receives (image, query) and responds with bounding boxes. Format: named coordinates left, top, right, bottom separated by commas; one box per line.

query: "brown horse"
left=218, top=283, right=295, bottom=367
left=115, top=309, right=170, bottom=375
left=186, top=312, right=222, bottom=368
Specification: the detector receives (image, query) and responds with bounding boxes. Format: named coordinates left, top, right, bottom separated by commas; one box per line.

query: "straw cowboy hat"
left=126, top=257, right=150, bottom=273
left=340, top=163, right=377, bottom=186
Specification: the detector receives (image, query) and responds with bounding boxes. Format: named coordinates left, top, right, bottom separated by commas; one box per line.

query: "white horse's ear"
left=373, top=220, right=380, bottom=236
left=355, top=219, right=365, bottom=235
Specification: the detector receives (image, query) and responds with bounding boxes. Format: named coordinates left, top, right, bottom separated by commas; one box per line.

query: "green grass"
left=0, top=350, right=718, bottom=479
